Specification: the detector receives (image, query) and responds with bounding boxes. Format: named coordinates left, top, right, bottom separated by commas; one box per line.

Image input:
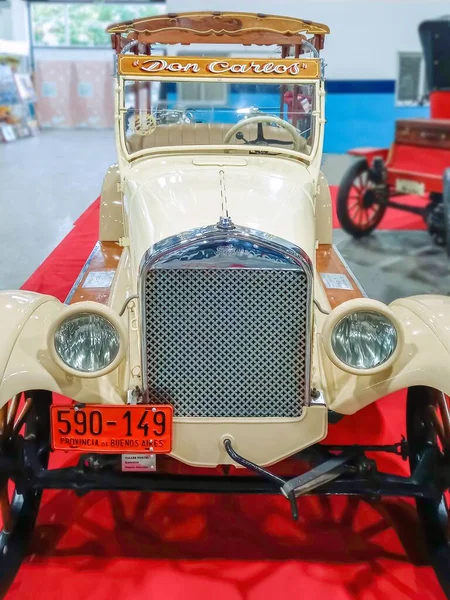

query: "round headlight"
left=331, top=310, right=398, bottom=370
left=54, top=312, right=120, bottom=373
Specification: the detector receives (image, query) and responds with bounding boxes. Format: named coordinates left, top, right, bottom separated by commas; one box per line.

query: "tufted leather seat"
left=127, top=122, right=306, bottom=153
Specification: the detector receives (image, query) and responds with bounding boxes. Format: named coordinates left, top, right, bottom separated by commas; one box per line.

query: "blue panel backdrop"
left=324, top=81, right=429, bottom=153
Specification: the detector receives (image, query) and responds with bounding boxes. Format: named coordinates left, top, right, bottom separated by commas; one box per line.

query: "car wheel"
left=407, top=386, right=450, bottom=597
left=337, top=158, right=387, bottom=237
left=0, top=390, right=51, bottom=594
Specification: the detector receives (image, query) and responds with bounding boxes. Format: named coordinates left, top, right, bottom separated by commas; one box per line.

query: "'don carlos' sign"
left=119, top=56, right=321, bottom=79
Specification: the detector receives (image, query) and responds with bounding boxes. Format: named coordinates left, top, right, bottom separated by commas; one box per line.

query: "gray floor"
left=0, top=129, right=449, bottom=300
left=333, top=229, right=450, bottom=303
left=0, top=130, right=116, bottom=289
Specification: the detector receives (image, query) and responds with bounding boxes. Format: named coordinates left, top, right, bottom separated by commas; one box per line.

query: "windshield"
left=121, top=79, right=318, bottom=157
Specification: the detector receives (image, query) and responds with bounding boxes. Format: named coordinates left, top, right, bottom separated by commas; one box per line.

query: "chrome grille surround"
left=139, top=224, right=313, bottom=419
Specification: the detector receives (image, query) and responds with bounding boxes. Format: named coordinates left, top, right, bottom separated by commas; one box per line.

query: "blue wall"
left=324, top=81, right=429, bottom=153
left=167, top=91, right=282, bottom=124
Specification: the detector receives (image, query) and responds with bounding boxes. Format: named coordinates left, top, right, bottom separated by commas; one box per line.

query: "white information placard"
left=121, top=454, right=156, bottom=472
left=83, top=270, right=115, bottom=288
left=321, top=273, right=353, bottom=291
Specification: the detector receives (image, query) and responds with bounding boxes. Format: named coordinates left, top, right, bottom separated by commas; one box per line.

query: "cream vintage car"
left=1, top=11, right=450, bottom=594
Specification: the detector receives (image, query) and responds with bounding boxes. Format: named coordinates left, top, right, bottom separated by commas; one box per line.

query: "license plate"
left=50, top=405, right=173, bottom=454
left=395, top=178, right=425, bottom=196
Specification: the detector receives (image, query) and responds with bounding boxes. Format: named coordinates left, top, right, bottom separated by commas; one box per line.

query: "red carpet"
left=330, top=187, right=427, bottom=230
left=7, top=191, right=443, bottom=599
left=22, top=198, right=101, bottom=302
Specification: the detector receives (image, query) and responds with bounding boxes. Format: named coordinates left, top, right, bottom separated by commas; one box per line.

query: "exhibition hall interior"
left=1, top=1, right=450, bottom=599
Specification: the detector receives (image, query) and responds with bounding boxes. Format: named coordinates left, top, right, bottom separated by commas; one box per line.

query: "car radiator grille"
left=143, top=268, right=309, bottom=418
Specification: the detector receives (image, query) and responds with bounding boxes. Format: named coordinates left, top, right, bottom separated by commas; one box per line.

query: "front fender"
left=0, top=291, right=55, bottom=382
left=0, top=291, right=126, bottom=407
left=323, top=294, right=450, bottom=414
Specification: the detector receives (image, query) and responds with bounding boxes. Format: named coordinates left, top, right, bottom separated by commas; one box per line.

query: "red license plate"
left=50, top=405, right=173, bottom=453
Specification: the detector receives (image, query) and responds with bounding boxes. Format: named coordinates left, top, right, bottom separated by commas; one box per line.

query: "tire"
left=0, top=391, right=51, bottom=594
left=407, top=386, right=450, bottom=598
left=337, top=158, right=387, bottom=237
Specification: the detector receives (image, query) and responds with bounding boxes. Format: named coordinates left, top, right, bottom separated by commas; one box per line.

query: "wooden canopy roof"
left=107, top=11, right=330, bottom=48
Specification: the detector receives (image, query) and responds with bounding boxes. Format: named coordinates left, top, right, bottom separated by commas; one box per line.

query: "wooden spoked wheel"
left=0, top=394, right=32, bottom=536
left=0, top=391, right=51, bottom=593
left=337, top=158, right=387, bottom=237
left=407, top=387, right=450, bottom=597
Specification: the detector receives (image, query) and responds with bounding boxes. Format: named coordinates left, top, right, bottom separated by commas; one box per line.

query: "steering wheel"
left=224, top=115, right=306, bottom=153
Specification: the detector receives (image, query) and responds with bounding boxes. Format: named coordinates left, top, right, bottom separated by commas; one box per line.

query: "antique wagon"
left=337, top=17, right=450, bottom=252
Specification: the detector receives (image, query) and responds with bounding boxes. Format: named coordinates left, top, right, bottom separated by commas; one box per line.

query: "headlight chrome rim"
left=48, top=302, right=127, bottom=378
left=322, top=299, right=403, bottom=376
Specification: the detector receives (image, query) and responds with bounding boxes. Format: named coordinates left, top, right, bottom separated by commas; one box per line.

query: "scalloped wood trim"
left=107, top=11, right=330, bottom=46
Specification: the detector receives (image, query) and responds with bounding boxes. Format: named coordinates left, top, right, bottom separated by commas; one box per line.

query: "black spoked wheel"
left=0, top=390, right=51, bottom=593
left=407, top=386, right=450, bottom=597
left=337, top=158, right=387, bottom=237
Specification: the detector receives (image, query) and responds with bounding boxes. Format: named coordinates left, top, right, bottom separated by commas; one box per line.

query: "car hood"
left=122, top=154, right=316, bottom=274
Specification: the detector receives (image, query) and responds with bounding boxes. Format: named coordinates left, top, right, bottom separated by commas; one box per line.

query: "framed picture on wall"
left=14, top=73, right=37, bottom=103
left=0, top=123, right=16, bottom=142
left=0, top=64, right=20, bottom=105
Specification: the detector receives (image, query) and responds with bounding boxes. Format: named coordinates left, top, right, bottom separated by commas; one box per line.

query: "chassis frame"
left=8, top=433, right=442, bottom=512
